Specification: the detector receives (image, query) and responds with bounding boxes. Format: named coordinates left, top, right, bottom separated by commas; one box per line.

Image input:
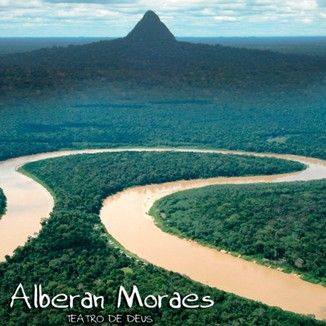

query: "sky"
left=0, top=0, right=325, bottom=37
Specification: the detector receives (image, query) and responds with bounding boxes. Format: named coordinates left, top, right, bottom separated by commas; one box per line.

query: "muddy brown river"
left=0, top=148, right=325, bottom=319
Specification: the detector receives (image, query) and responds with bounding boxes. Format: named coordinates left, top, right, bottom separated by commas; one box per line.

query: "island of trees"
left=0, top=189, right=5, bottom=217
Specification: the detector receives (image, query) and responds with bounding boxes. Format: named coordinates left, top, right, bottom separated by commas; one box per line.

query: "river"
left=0, top=148, right=325, bottom=319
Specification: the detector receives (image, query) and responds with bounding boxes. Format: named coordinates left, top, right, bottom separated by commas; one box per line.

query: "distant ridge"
left=126, top=10, right=176, bottom=43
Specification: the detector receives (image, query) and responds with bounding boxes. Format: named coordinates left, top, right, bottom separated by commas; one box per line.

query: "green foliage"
left=22, top=152, right=303, bottom=214
left=153, top=180, right=326, bottom=284
left=0, top=152, right=316, bottom=325
left=0, top=87, right=326, bottom=162
left=0, top=188, right=6, bottom=217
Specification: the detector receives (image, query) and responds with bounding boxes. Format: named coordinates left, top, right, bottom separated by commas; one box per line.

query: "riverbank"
left=1, top=148, right=325, bottom=319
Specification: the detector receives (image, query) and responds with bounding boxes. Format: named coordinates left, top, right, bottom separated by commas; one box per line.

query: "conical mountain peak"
left=126, top=11, right=176, bottom=43
left=143, top=10, right=159, bottom=20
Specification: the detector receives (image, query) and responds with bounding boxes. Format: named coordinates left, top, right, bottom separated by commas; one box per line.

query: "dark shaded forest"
left=1, top=38, right=324, bottom=95
left=1, top=36, right=325, bottom=56
left=0, top=152, right=317, bottom=325
left=151, top=180, right=326, bottom=285
left=0, top=188, right=5, bottom=217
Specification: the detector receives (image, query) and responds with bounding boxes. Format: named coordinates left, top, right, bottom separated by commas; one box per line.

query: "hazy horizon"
left=0, top=1, right=325, bottom=38
left=0, top=36, right=325, bottom=39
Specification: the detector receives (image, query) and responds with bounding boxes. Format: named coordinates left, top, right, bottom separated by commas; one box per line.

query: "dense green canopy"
left=0, top=88, right=325, bottom=163
left=0, top=152, right=316, bottom=325
left=152, top=180, right=326, bottom=284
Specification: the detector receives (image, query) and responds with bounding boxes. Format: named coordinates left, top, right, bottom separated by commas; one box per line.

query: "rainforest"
left=151, top=180, right=326, bottom=284
left=0, top=8, right=325, bottom=326
left=0, top=151, right=321, bottom=325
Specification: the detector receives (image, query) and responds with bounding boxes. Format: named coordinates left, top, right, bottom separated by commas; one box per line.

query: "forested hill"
left=0, top=11, right=325, bottom=94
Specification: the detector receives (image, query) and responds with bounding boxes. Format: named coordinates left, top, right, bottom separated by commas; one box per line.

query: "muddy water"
left=1, top=148, right=326, bottom=319
left=100, top=150, right=326, bottom=320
